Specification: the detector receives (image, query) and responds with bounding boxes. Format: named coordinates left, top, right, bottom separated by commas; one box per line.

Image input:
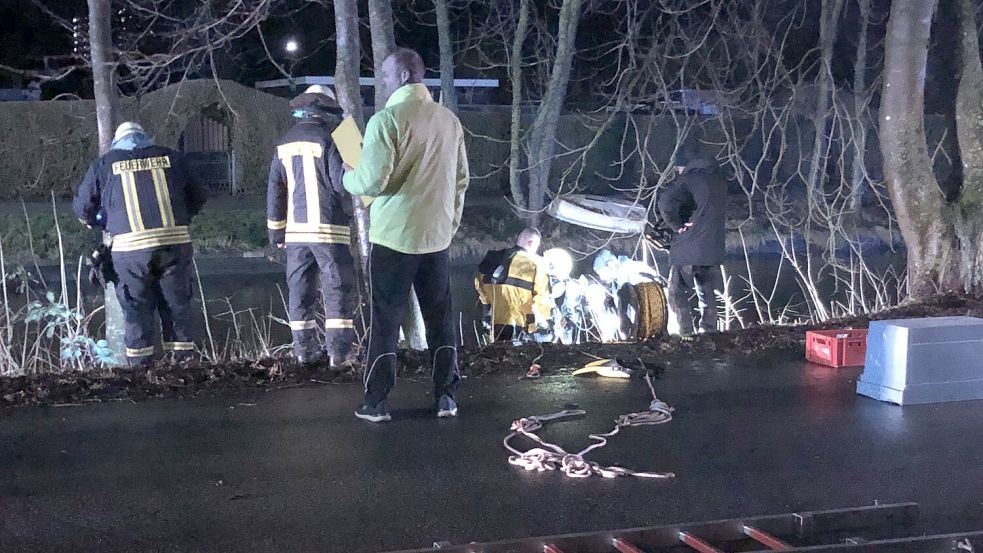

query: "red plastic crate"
left=805, top=329, right=868, bottom=367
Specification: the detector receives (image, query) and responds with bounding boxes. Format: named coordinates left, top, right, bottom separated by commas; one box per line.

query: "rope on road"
left=503, top=372, right=675, bottom=479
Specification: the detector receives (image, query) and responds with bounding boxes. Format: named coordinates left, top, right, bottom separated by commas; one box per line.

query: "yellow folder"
left=331, top=116, right=373, bottom=207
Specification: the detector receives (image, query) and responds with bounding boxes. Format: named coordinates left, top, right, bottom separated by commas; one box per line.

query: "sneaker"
left=354, top=402, right=391, bottom=423
left=436, top=396, right=458, bottom=418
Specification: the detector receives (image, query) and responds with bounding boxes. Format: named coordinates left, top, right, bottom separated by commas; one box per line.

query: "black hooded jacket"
left=657, top=159, right=727, bottom=266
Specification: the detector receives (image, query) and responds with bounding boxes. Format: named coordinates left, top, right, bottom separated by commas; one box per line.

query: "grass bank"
left=2, top=292, right=979, bottom=408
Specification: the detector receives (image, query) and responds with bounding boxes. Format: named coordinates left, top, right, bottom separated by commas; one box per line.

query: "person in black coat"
left=657, top=147, right=727, bottom=336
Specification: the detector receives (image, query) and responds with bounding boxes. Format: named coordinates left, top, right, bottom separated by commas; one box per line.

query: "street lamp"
left=283, top=38, right=301, bottom=92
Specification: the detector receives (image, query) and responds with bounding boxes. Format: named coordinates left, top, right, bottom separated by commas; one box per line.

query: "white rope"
left=503, top=373, right=675, bottom=479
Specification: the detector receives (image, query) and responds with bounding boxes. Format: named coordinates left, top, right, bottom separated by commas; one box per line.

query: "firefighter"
left=73, top=121, right=207, bottom=366
left=475, top=228, right=551, bottom=343
left=267, top=85, right=356, bottom=366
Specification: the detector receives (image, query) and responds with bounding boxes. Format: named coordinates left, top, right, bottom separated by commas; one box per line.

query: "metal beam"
left=255, top=76, right=499, bottom=90
left=384, top=503, right=920, bottom=553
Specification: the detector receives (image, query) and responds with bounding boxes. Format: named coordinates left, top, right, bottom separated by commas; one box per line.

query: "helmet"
left=113, top=121, right=146, bottom=141
left=592, top=250, right=618, bottom=274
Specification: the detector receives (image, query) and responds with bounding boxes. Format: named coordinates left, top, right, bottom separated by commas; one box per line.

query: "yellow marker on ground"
left=571, top=359, right=632, bottom=379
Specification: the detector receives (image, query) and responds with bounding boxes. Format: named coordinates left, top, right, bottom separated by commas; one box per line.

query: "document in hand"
left=331, top=116, right=373, bottom=207
left=331, top=116, right=363, bottom=168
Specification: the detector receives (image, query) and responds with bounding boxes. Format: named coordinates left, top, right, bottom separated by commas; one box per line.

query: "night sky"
left=0, top=0, right=965, bottom=113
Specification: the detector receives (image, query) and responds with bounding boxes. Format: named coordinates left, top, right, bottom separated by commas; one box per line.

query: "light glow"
left=543, top=248, right=574, bottom=279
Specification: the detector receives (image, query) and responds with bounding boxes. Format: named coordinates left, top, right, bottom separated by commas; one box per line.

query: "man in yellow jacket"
left=343, top=48, right=469, bottom=423
left=475, top=228, right=551, bottom=343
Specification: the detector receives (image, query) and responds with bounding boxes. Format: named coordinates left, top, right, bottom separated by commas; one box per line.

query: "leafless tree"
left=320, top=0, right=381, bottom=356
left=434, top=0, right=458, bottom=111
left=805, top=0, right=846, bottom=208
left=508, top=0, right=532, bottom=211
left=522, top=0, right=585, bottom=224
left=87, top=0, right=120, bottom=153
left=461, top=0, right=902, bottom=323
left=849, top=0, right=874, bottom=211
left=879, top=0, right=983, bottom=298
left=328, top=0, right=371, bottom=276
left=86, top=0, right=129, bottom=362
left=368, top=0, right=397, bottom=108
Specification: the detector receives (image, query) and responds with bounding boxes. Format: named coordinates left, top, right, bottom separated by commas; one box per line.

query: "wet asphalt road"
left=3, top=353, right=983, bottom=553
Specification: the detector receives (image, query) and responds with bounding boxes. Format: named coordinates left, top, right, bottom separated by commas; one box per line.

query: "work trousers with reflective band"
left=364, top=245, right=460, bottom=407
left=113, top=244, right=195, bottom=366
left=286, top=244, right=356, bottom=361
left=667, top=264, right=723, bottom=335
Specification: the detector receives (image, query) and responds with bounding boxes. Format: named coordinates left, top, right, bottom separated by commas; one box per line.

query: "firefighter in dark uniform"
left=657, top=146, right=727, bottom=337
left=73, top=121, right=207, bottom=366
left=267, top=85, right=355, bottom=366
left=475, top=228, right=551, bottom=342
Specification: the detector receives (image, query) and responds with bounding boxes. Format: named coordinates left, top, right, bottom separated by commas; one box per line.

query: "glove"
left=481, top=305, right=492, bottom=331
left=644, top=227, right=673, bottom=251
left=87, top=244, right=118, bottom=287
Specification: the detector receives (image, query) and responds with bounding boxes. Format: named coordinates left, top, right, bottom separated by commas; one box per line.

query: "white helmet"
left=303, top=85, right=336, bottom=101
left=113, top=121, right=146, bottom=141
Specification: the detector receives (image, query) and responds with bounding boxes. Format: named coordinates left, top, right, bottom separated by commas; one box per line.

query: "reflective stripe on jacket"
left=73, top=146, right=206, bottom=252
left=267, top=118, right=351, bottom=246
left=475, top=248, right=551, bottom=331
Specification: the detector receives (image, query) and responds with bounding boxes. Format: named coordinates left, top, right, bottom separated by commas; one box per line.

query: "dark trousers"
left=617, top=283, right=638, bottom=340
left=286, top=244, right=356, bottom=361
left=668, top=264, right=723, bottom=335
left=113, top=244, right=195, bottom=366
left=364, top=245, right=460, bottom=407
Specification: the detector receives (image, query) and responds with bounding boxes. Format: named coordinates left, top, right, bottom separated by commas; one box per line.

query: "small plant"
left=60, top=335, right=115, bottom=366
left=22, top=290, right=117, bottom=370
left=27, top=291, right=80, bottom=339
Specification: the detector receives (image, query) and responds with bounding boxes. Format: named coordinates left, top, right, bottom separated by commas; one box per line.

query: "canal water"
left=18, top=248, right=903, bottom=356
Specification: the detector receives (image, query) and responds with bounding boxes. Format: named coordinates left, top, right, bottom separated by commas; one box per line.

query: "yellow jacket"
left=475, top=248, right=551, bottom=331
left=342, top=84, right=470, bottom=254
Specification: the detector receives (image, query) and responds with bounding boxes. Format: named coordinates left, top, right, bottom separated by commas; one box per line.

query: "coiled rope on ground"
left=503, top=372, right=675, bottom=479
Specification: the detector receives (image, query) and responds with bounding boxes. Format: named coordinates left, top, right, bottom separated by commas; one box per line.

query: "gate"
left=183, top=151, right=236, bottom=196
left=180, top=113, right=237, bottom=195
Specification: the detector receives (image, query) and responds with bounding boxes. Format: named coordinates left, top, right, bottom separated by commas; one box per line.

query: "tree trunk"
left=88, top=0, right=120, bottom=155
left=368, top=0, right=397, bottom=109
left=435, top=0, right=457, bottom=111
left=333, top=0, right=371, bottom=281
left=508, top=0, right=531, bottom=210
left=849, top=0, right=871, bottom=211
left=525, top=0, right=584, bottom=224
left=880, top=0, right=958, bottom=298
left=88, top=0, right=125, bottom=365
left=806, top=0, right=845, bottom=209
left=333, top=0, right=365, bottom=127
left=954, top=0, right=983, bottom=289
